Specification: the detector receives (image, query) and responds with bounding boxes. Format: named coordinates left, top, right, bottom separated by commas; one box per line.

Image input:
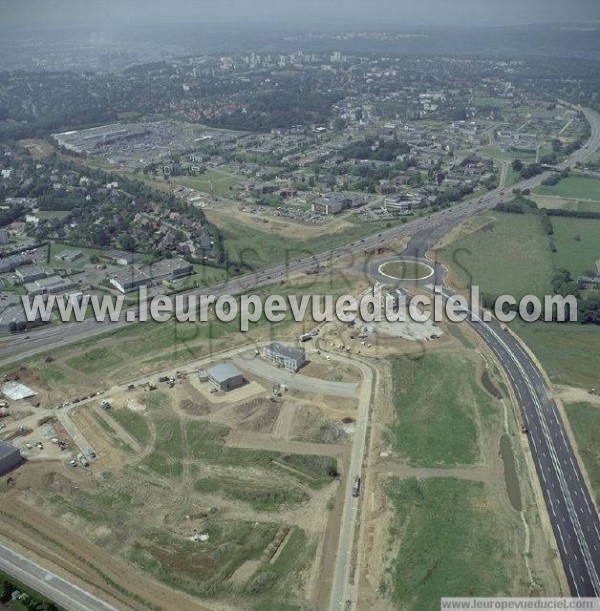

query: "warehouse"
left=207, top=364, right=245, bottom=391
left=0, top=441, right=22, bottom=475
left=263, top=343, right=306, bottom=373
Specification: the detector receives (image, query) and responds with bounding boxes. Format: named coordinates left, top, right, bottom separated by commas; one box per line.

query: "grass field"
left=175, top=170, right=242, bottom=197
left=36, top=210, right=71, bottom=220
left=510, top=320, right=600, bottom=388
left=110, top=408, right=152, bottom=446
left=535, top=175, right=600, bottom=200
left=249, top=529, right=313, bottom=608
left=130, top=521, right=280, bottom=598
left=551, top=217, right=600, bottom=275
left=211, top=214, right=390, bottom=270
left=565, top=402, right=600, bottom=506
left=387, top=351, right=496, bottom=467
left=473, top=96, right=512, bottom=108
left=383, top=477, right=523, bottom=610
left=141, top=414, right=183, bottom=478
left=438, top=212, right=554, bottom=299
left=194, top=477, right=309, bottom=511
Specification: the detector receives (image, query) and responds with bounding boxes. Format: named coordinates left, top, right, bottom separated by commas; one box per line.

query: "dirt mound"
left=236, top=399, right=280, bottom=432
left=179, top=399, right=210, bottom=416
left=293, top=405, right=347, bottom=444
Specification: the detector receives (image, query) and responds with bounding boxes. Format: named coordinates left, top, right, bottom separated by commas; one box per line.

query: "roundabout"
left=376, top=258, right=434, bottom=282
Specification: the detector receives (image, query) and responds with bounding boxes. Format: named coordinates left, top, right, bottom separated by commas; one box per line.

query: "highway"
left=0, top=104, right=598, bottom=367
left=457, top=304, right=600, bottom=596
left=1, top=103, right=600, bottom=609
left=0, top=543, right=118, bottom=611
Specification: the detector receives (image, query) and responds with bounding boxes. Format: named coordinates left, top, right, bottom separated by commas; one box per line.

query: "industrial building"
left=263, top=343, right=306, bottom=373
left=109, top=257, right=194, bottom=293
left=16, top=266, right=48, bottom=284
left=384, top=193, right=428, bottom=213
left=24, top=275, right=77, bottom=297
left=109, top=268, right=153, bottom=294
left=54, top=250, right=83, bottom=264
left=0, top=440, right=22, bottom=475
left=311, top=192, right=366, bottom=216
left=207, top=364, right=245, bottom=391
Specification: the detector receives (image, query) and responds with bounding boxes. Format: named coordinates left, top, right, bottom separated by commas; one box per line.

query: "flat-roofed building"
left=54, top=250, right=83, bottom=263
left=25, top=275, right=76, bottom=297
left=207, top=364, right=245, bottom=391
left=101, top=250, right=135, bottom=266
left=16, top=266, right=48, bottom=284
left=109, top=268, right=152, bottom=294
left=263, top=342, right=306, bottom=373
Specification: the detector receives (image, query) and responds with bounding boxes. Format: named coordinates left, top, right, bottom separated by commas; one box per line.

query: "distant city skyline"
left=1, top=0, right=599, bottom=31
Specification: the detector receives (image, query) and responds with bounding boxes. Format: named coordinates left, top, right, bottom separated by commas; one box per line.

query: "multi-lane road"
left=0, top=544, right=117, bottom=611
left=1, top=104, right=600, bottom=608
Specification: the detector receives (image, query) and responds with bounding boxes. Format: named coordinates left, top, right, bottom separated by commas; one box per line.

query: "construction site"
left=0, top=258, right=567, bottom=610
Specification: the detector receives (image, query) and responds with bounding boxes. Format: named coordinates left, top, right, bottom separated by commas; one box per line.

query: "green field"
left=384, top=477, right=523, bottom=610
left=110, top=408, right=152, bottom=446
left=551, top=217, right=600, bottom=275
left=438, top=212, right=554, bottom=299
left=387, top=351, right=496, bottom=467
left=212, top=214, right=391, bottom=270
left=565, top=402, right=600, bottom=506
left=473, top=96, right=512, bottom=109
left=194, top=477, right=309, bottom=511
left=130, top=521, right=280, bottom=598
left=535, top=175, right=600, bottom=200
left=141, top=414, right=183, bottom=478
left=36, top=210, right=71, bottom=220
left=510, top=320, right=600, bottom=388
left=479, top=146, right=537, bottom=163
left=175, top=170, right=242, bottom=197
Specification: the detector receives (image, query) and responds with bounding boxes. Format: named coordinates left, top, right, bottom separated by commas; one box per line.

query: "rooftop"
left=266, top=342, right=305, bottom=360
left=0, top=440, right=19, bottom=461
left=207, top=363, right=243, bottom=383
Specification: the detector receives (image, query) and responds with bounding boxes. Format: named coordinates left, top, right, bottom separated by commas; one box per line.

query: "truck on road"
left=352, top=476, right=361, bottom=498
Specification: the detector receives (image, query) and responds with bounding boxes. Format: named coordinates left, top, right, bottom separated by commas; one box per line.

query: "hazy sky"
left=1, top=0, right=599, bottom=30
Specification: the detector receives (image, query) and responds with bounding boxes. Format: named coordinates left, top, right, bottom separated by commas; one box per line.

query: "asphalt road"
left=458, top=306, right=600, bottom=596
left=233, top=357, right=359, bottom=397
left=1, top=103, right=599, bottom=608
left=0, top=543, right=117, bottom=611
left=325, top=353, right=373, bottom=611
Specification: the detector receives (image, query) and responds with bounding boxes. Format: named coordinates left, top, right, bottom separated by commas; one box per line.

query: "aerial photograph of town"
left=0, top=1, right=599, bottom=610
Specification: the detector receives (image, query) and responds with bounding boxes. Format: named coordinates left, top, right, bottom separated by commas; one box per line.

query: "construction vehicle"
left=101, top=400, right=111, bottom=411
left=352, top=476, right=361, bottom=498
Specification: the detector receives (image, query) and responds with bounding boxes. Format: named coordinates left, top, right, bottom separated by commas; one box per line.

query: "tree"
left=512, top=159, right=523, bottom=172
